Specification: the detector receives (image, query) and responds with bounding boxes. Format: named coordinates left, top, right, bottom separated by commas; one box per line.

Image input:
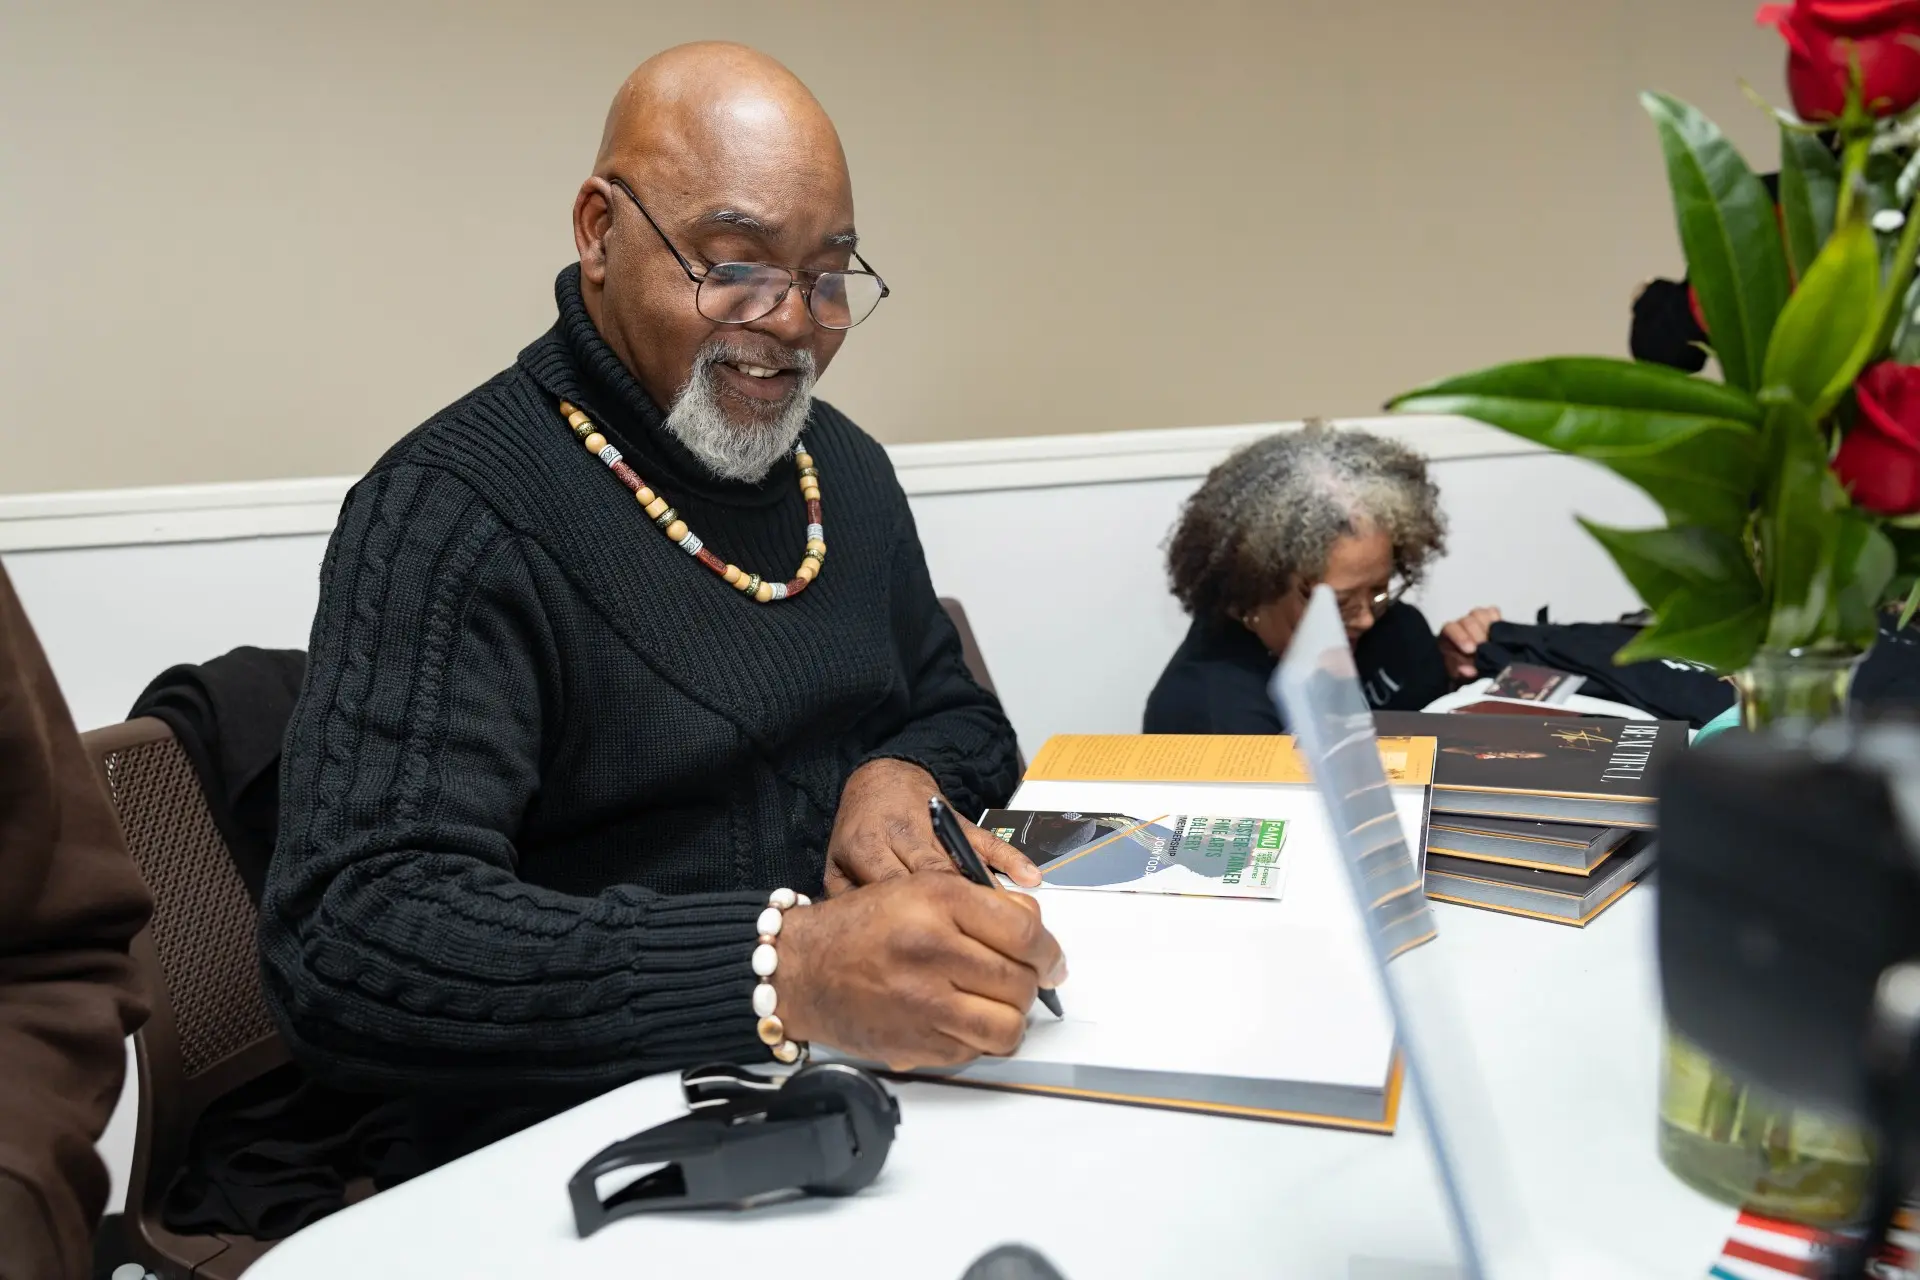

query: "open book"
left=875, top=733, right=1436, bottom=1131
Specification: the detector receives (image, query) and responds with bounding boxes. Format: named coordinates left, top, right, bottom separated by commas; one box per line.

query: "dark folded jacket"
left=126, top=647, right=417, bottom=1240
left=1475, top=612, right=1920, bottom=727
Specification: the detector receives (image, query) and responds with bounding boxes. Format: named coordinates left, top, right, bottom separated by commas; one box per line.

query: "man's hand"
left=824, top=758, right=1040, bottom=897
left=1437, top=606, right=1503, bottom=684
left=776, top=873, right=1067, bottom=1070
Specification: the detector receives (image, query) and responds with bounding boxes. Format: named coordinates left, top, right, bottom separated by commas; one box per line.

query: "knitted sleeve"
left=861, top=508, right=1023, bottom=817
left=263, top=464, right=765, bottom=1094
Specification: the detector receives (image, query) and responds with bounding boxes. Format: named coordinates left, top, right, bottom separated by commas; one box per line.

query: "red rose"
left=1837, top=362, right=1920, bottom=514
left=1757, top=0, right=1920, bottom=120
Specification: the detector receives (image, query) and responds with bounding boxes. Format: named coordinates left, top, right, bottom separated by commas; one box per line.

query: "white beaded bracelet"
left=751, top=887, right=811, bottom=1065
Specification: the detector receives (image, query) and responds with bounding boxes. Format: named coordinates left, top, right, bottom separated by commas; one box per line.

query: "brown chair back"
left=82, top=717, right=288, bottom=1279
left=939, top=597, right=1000, bottom=695
left=939, top=597, right=1027, bottom=777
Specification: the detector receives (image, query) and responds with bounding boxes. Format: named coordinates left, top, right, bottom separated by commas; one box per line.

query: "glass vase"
left=1655, top=646, right=1874, bottom=1224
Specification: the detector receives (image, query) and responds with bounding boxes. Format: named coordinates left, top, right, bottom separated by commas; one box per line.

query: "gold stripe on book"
left=1427, top=879, right=1640, bottom=928
left=893, top=1056, right=1406, bottom=1133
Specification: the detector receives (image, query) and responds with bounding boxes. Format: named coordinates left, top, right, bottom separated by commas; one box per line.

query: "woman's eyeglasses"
left=1334, top=580, right=1409, bottom=624
left=608, top=176, right=889, bottom=331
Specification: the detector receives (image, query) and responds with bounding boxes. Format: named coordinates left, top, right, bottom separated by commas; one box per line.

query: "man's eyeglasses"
left=608, top=177, right=889, bottom=331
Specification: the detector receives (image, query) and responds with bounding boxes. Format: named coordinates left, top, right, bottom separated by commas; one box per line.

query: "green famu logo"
left=1255, top=821, right=1285, bottom=851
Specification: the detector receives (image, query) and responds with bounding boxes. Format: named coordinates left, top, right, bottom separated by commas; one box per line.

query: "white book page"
left=1001, top=779, right=1412, bottom=1092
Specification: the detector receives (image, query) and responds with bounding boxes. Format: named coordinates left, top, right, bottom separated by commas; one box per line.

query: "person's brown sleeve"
left=0, top=565, right=152, bottom=1280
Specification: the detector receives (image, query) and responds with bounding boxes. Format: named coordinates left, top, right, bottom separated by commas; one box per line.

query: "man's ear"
left=573, top=178, right=615, bottom=286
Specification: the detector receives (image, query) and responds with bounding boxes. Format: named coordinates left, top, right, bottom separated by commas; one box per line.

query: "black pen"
left=927, top=796, right=1065, bottom=1018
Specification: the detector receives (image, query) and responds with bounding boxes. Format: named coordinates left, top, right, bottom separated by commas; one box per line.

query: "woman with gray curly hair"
left=1144, top=423, right=1501, bottom=733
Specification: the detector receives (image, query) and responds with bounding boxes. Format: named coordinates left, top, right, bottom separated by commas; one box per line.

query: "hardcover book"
left=1372, top=710, right=1687, bottom=827
left=1425, top=814, right=1630, bottom=874
left=1424, top=833, right=1656, bottom=926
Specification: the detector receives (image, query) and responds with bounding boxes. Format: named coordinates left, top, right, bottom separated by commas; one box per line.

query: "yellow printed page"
left=1024, top=734, right=1435, bottom=786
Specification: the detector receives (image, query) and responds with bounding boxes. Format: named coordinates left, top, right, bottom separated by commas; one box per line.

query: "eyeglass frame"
left=1293, top=575, right=1412, bottom=625
left=605, top=175, right=890, bottom=331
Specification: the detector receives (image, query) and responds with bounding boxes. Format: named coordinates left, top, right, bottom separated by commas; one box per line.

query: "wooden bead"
left=796, top=452, right=814, bottom=469
left=583, top=432, right=607, bottom=455
left=758, top=1015, right=786, bottom=1046
left=724, top=564, right=743, bottom=585
left=796, top=562, right=817, bottom=582
left=806, top=539, right=826, bottom=557
left=755, top=582, right=774, bottom=603
left=665, top=520, right=688, bottom=542
left=645, top=498, right=668, bottom=520
left=636, top=487, right=655, bottom=506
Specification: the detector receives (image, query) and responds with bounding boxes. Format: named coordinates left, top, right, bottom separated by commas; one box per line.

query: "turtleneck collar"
left=517, top=263, right=793, bottom=507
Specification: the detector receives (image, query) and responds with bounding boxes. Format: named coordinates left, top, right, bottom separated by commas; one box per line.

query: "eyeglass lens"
left=1334, top=583, right=1401, bottom=621
left=699, top=263, right=885, bottom=330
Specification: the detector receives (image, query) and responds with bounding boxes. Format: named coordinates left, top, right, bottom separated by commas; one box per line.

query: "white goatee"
left=661, top=339, right=818, bottom=482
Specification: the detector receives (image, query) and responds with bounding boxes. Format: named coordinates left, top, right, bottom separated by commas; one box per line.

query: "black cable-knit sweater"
left=262, top=266, right=1020, bottom=1128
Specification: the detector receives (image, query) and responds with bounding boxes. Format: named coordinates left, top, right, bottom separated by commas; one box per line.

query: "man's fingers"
left=966, top=821, right=1040, bottom=887
left=932, top=990, right=1030, bottom=1058
left=939, top=931, right=1041, bottom=1009
left=890, top=820, right=960, bottom=876
left=948, top=884, right=1067, bottom=987
left=836, top=836, right=914, bottom=887
left=823, top=861, right=856, bottom=898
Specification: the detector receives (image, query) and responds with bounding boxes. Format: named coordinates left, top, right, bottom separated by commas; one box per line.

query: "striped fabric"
left=1705, top=1208, right=1916, bottom=1279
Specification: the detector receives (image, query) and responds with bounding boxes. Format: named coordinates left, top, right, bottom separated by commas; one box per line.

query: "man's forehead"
left=690, top=206, right=859, bottom=249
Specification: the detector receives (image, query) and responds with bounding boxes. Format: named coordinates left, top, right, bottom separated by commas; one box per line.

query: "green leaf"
left=1579, top=519, right=1759, bottom=605
left=1899, top=577, right=1920, bottom=629
left=1780, top=126, right=1839, bottom=279
left=1891, top=274, right=1920, bottom=363
left=1644, top=92, right=1792, bottom=392
left=1390, top=357, right=1761, bottom=533
left=1617, top=591, right=1769, bottom=669
left=1827, top=515, right=1896, bottom=647
left=1761, top=402, right=1839, bottom=648
left=1888, top=524, right=1920, bottom=574
left=1760, top=208, right=1880, bottom=416
left=1865, top=181, right=1920, bottom=360
left=1579, top=521, right=1765, bottom=669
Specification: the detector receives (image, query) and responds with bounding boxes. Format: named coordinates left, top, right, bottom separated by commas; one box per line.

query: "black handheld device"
left=568, top=1061, right=900, bottom=1236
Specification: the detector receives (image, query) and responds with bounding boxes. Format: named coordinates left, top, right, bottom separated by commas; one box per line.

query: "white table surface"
left=245, top=891, right=1735, bottom=1280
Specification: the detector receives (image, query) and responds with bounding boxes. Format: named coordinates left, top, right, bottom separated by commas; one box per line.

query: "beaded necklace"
left=560, top=400, right=824, bottom=603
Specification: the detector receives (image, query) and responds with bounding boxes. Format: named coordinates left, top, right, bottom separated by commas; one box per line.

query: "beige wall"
left=0, top=0, right=1784, bottom=495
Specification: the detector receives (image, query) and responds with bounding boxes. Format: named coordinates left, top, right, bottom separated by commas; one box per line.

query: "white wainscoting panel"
left=4, top=419, right=1658, bottom=752
left=1, top=418, right=1659, bottom=1214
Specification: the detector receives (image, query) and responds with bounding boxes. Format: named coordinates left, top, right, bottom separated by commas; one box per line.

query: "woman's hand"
left=1438, top=606, right=1502, bottom=683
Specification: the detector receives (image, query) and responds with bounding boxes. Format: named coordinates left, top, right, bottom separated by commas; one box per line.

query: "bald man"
left=263, top=43, right=1061, bottom=1163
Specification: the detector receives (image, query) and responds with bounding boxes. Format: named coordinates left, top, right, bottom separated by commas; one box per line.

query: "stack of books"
left=1374, top=710, right=1687, bottom=927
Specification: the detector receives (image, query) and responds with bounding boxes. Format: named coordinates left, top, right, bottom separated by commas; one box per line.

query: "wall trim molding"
left=0, top=414, right=1537, bottom=553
